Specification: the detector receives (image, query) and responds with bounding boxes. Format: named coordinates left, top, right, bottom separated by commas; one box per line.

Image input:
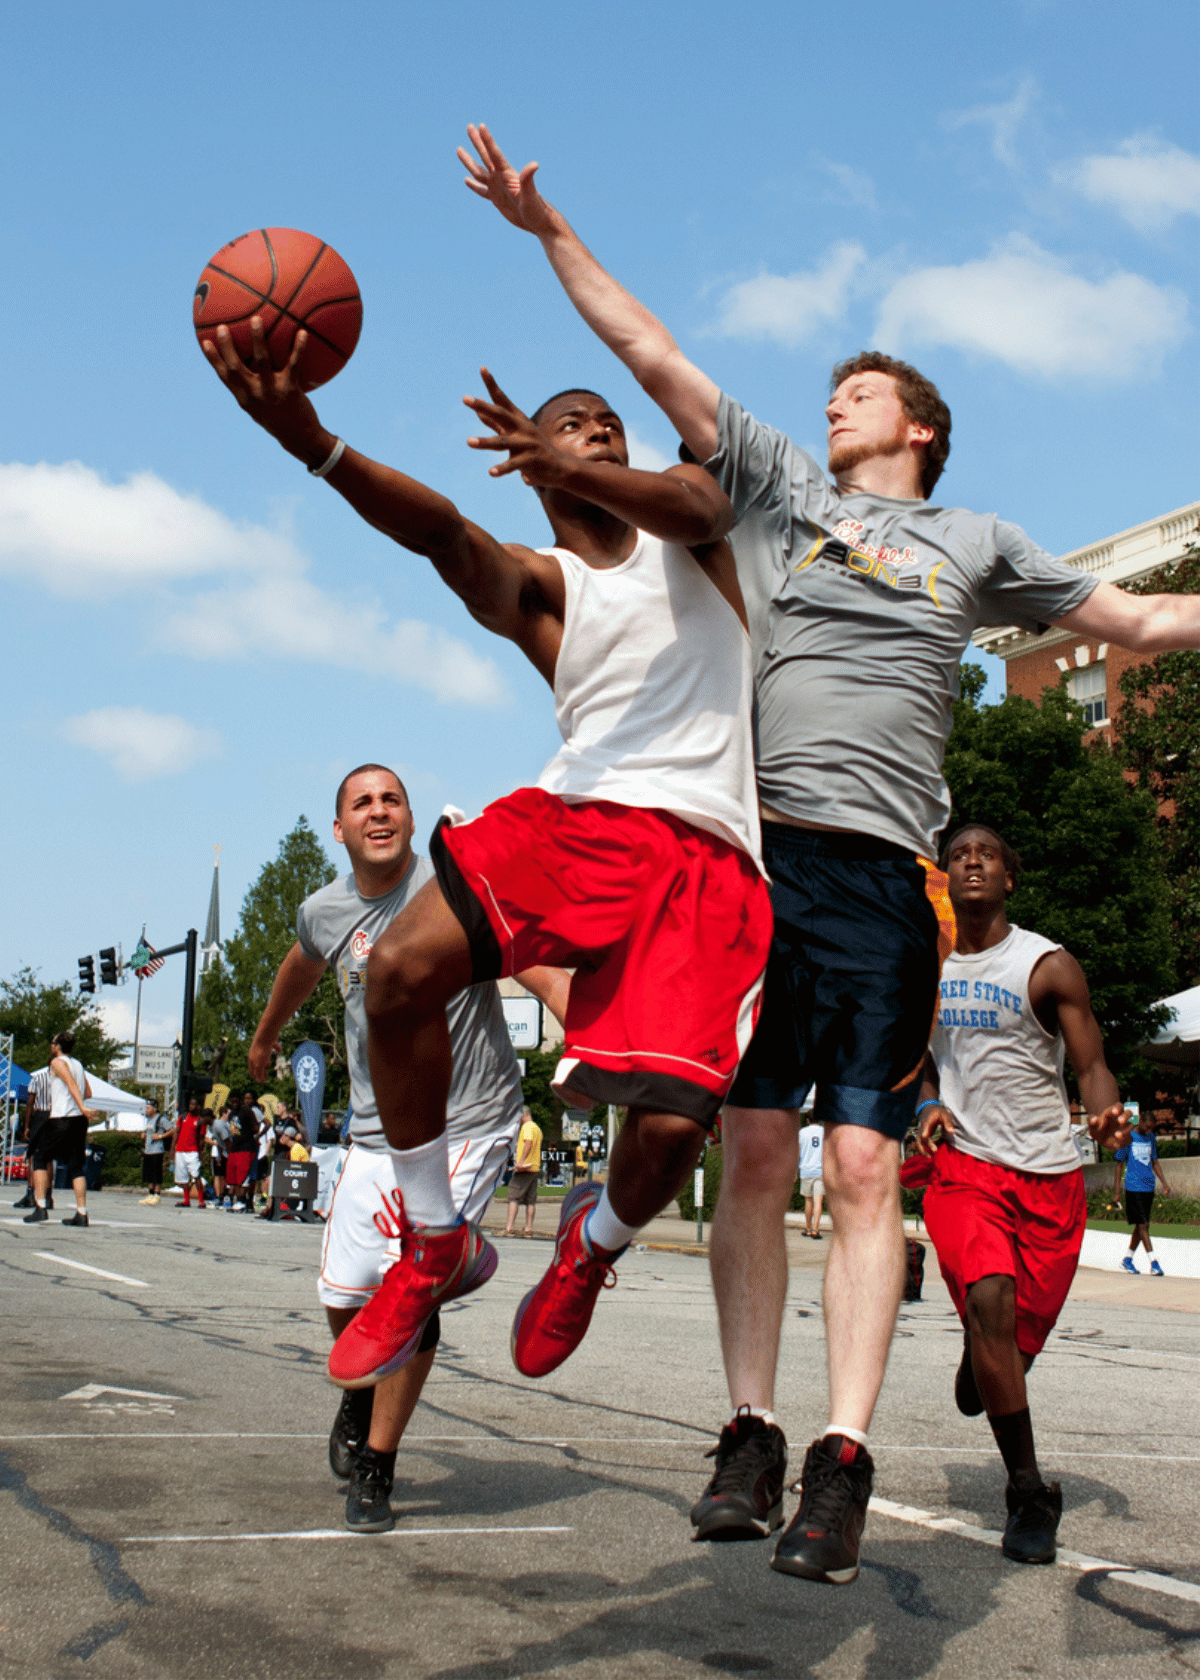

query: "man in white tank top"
left=910, top=825, right=1131, bottom=1565
left=23, top=1031, right=96, bottom=1227
left=205, top=331, right=772, bottom=1399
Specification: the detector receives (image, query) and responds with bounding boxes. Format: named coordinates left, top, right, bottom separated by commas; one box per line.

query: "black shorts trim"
left=555, top=1061, right=718, bottom=1130
left=429, top=817, right=502, bottom=984
left=418, top=1310, right=441, bottom=1354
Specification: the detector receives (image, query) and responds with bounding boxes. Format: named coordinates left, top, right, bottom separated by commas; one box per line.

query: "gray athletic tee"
left=707, top=394, right=1099, bottom=858
left=295, top=855, right=523, bottom=1150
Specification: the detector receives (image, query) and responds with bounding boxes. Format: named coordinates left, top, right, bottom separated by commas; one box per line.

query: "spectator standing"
left=174, top=1097, right=209, bottom=1209
left=504, top=1109, right=544, bottom=1237
left=15, top=1067, right=54, bottom=1211
left=209, top=1101, right=234, bottom=1207
left=1114, top=1113, right=1174, bottom=1275
left=23, top=1032, right=95, bottom=1227
left=226, top=1093, right=261, bottom=1212
left=798, top=1118, right=825, bottom=1240
left=139, top=1100, right=174, bottom=1205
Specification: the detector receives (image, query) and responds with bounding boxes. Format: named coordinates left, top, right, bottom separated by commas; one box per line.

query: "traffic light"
left=99, top=947, right=119, bottom=986
left=78, top=955, right=95, bottom=994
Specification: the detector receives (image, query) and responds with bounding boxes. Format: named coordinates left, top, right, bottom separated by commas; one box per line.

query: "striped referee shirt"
left=28, top=1067, right=52, bottom=1115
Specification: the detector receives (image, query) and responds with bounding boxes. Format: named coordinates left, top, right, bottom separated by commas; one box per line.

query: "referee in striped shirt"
left=15, top=1067, right=54, bottom=1211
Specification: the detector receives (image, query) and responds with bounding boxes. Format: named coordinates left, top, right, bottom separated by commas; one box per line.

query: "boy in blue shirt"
left=1114, top=1113, right=1175, bottom=1275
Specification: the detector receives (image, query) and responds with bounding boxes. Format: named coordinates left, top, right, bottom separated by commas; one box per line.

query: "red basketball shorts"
left=431, top=788, right=773, bottom=1127
left=922, top=1144, right=1086, bottom=1357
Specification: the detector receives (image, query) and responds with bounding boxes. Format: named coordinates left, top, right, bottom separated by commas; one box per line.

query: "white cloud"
left=63, top=707, right=222, bottom=782
left=624, top=428, right=675, bottom=473
left=946, top=76, right=1038, bottom=168
left=0, top=459, right=508, bottom=706
left=96, top=995, right=181, bottom=1052
left=709, top=243, right=867, bottom=348
left=875, top=236, right=1189, bottom=380
left=816, top=159, right=877, bottom=211
left=1058, top=135, right=1200, bottom=234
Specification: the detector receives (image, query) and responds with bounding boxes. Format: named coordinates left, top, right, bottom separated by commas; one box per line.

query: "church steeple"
left=201, top=844, right=222, bottom=973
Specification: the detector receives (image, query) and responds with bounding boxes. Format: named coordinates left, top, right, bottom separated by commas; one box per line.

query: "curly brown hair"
left=829, top=351, right=952, bottom=498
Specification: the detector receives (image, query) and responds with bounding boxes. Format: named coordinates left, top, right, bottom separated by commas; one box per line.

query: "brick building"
left=973, top=500, right=1200, bottom=724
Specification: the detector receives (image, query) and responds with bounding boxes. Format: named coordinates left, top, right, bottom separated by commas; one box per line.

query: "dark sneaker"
left=1002, top=1476, right=1062, bottom=1564
left=329, top=1387, right=374, bottom=1480
left=955, top=1331, right=984, bottom=1417
left=511, top=1182, right=623, bottom=1378
left=62, top=1211, right=89, bottom=1228
left=13, top=1191, right=33, bottom=1210
left=771, top=1434, right=874, bottom=1585
left=345, top=1446, right=396, bottom=1533
left=690, top=1407, right=787, bottom=1540
left=22, top=1206, right=48, bottom=1224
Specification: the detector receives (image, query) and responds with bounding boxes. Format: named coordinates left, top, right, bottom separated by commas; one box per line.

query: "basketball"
left=193, top=227, right=363, bottom=391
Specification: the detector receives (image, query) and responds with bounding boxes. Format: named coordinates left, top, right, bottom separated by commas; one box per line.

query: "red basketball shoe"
left=329, top=1218, right=497, bottom=1390
left=511, top=1182, right=622, bottom=1377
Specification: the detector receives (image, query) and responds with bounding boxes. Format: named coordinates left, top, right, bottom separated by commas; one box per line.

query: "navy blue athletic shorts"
left=727, top=824, right=954, bottom=1139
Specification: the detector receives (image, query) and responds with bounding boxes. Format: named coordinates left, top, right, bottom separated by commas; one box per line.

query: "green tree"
left=518, top=1045, right=605, bottom=1145
left=1115, top=544, right=1200, bottom=986
left=942, top=674, right=1174, bottom=1093
left=192, top=818, right=347, bottom=1103
left=0, top=968, right=124, bottom=1078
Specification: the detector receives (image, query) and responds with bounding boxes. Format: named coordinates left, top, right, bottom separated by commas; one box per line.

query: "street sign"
left=502, top=997, right=543, bottom=1048
left=560, top=1108, right=591, bottom=1141
left=125, top=1044, right=176, bottom=1084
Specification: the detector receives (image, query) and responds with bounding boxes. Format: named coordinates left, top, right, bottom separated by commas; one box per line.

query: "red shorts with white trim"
left=922, top=1144, right=1086, bottom=1357
left=431, top=788, right=772, bottom=1127
left=224, top=1150, right=256, bottom=1187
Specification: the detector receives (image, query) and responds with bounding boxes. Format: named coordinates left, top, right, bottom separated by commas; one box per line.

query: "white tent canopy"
left=82, top=1072, right=149, bottom=1130
left=1153, top=986, right=1200, bottom=1044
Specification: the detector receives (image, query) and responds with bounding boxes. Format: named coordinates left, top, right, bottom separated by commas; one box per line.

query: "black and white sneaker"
left=955, top=1331, right=985, bottom=1417
left=345, top=1446, right=396, bottom=1533
left=1002, top=1475, right=1061, bottom=1564
left=22, top=1206, right=48, bottom=1224
left=329, top=1387, right=375, bottom=1479
left=691, top=1407, right=787, bottom=1540
left=62, top=1211, right=89, bottom=1228
left=771, top=1434, right=873, bottom=1584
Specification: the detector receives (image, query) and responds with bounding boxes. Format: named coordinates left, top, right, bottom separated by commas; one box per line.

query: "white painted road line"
left=871, top=1497, right=1200, bottom=1607
left=124, top=1525, right=574, bottom=1544
left=32, top=1252, right=150, bottom=1288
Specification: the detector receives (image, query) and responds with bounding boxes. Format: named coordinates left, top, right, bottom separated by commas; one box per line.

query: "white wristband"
left=308, top=437, right=346, bottom=478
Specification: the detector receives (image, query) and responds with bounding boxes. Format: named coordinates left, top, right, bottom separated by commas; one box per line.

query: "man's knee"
left=823, top=1123, right=900, bottom=1211
left=965, top=1273, right=1016, bottom=1340
left=720, top=1107, right=801, bottom=1203
left=365, top=916, right=451, bottom=1019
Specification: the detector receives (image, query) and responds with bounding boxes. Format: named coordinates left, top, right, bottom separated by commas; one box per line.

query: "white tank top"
left=49, top=1055, right=87, bottom=1119
left=930, top=924, right=1079, bottom=1175
left=536, top=533, right=762, bottom=866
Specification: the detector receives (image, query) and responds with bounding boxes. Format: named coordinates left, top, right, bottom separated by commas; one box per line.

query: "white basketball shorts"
left=173, top=1151, right=203, bottom=1185
left=317, top=1131, right=513, bottom=1308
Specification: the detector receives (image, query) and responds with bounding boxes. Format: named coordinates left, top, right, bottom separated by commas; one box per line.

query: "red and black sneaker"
left=511, top=1182, right=622, bottom=1378
left=328, top=1218, right=497, bottom=1390
left=690, top=1407, right=787, bottom=1540
left=770, top=1434, right=874, bottom=1584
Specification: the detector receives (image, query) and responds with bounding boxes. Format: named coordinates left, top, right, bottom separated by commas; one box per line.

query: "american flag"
left=132, top=937, right=164, bottom=979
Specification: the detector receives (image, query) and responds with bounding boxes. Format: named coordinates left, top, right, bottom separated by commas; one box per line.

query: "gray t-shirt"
left=143, top=1115, right=166, bottom=1154
left=707, top=394, right=1099, bottom=857
left=295, top=855, right=523, bottom=1150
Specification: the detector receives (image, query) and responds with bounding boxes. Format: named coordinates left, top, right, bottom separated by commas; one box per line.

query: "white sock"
left=584, top=1187, right=640, bottom=1255
left=745, top=1406, right=776, bottom=1426
left=825, top=1424, right=869, bottom=1450
left=388, top=1137, right=456, bottom=1228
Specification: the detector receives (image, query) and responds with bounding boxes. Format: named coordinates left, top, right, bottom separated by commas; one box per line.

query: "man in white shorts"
left=798, top=1114, right=824, bottom=1241
left=173, top=1097, right=208, bottom=1208
left=248, top=763, right=566, bottom=1532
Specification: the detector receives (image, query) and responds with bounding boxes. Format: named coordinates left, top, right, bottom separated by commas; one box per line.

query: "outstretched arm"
left=248, top=943, right=328, bottom=1083
left=1055, top=580, right=1200, bottom=653
left=459, top=124, right=722, bottom=461
left=202, top=319, right=557, bottom=661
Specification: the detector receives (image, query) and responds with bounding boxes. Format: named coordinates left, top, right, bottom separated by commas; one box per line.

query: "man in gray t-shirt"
left=463, top=122, right=1200, bottom=1584
left=248, top=763, right=566, bottom=1533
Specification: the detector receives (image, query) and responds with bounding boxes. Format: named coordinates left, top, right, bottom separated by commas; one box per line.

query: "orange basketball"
left=193, top=227, right=362, bottom=391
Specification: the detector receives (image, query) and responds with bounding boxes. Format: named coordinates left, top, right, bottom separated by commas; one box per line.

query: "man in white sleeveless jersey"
left=23, top=1032, right=96, bottom=1227
left=911, top=825, right=1130, bottom=1564
left=205, top=326, right=771, bottom=1401
left=459, top=121, right=1200, bottom=1585
left=248, top=764, right=566, bottom=1532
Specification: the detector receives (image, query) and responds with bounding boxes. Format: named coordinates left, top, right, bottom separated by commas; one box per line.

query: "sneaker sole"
left=510, top=1184, right=602, bottom=1378
left=331, top=1234, right=499, bottom=1391
left=770, top=1550, right=859, bottom=1584
left=693, top=1498, right=783, bottom=1541
left=344, top=1507, right=395, bottom=1534
left=1002, top=1542, right=1056, bottom=1565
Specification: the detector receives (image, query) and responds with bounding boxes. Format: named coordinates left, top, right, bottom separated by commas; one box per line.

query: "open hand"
left=1087, top=1103, right=1132, bottom=1152
left=464, top=368, right=571, bottom=487
left=202, top=316, right=329, bottom=463
left=458, top=124, right=558, bottom=237
left=916, top=1101, right=956, bottom=1156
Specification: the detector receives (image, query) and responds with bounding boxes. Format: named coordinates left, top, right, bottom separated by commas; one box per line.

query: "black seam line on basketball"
left=261, top=228, right=279, bottom=295
left=276, top=241, right=329, bottom=327
left=200, top=261, right=356, bottom=357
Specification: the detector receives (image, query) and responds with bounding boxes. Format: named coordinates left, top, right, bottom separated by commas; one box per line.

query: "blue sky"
left=2, top=0, right=1197, bottom=1052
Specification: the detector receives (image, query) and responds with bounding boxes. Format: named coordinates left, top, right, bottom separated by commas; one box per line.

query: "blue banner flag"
left=290, top=1041, right=326, bottom=1147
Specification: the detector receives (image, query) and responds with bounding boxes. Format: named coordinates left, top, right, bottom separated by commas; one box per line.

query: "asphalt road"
left=1, top=1190, right=1198, bottom=1680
